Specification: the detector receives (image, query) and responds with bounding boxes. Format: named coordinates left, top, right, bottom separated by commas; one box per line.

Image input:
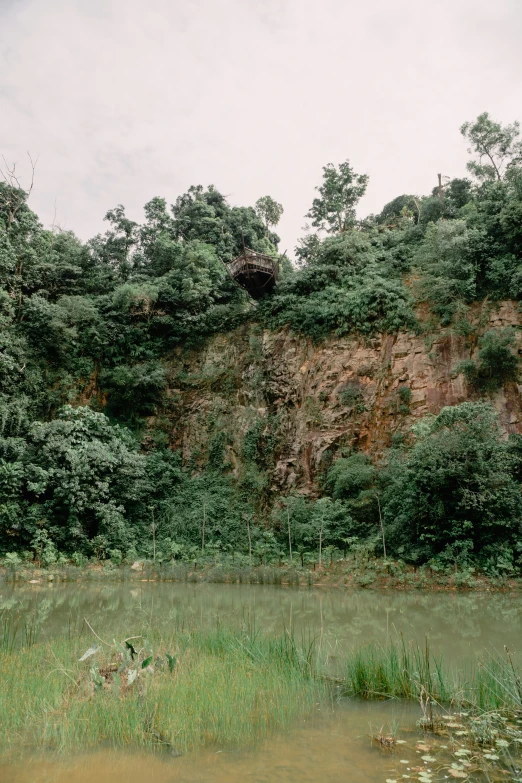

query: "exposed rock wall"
left=160, top=301, right=522, bottom=494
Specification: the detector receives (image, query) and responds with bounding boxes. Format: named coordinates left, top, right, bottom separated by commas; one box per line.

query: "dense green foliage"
left=0, top=178, right=281, bottom=560
left=458, top=328, right=520, bottom=392
left=263, top=112, right=522, bottom=337
left=0, top=112, right=521, bottom=569
left=262, top=231, right=418, bottom=341
left=384, top=403, right=522, bottom=565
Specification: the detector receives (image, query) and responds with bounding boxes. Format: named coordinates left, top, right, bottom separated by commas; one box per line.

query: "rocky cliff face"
left=158, top=301, right=522, bottom=495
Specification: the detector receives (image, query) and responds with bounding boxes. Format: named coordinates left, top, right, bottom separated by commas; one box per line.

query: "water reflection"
left=1, top=582, right=521, bottom=662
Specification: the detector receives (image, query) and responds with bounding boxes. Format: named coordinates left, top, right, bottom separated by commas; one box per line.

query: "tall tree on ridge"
left=461, top=112, right=522, bottom=182
left=306, top=160, right=369, bottom=234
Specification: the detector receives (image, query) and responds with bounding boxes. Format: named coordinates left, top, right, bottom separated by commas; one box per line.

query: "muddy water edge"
left=1, top=583, right=522, bottom=783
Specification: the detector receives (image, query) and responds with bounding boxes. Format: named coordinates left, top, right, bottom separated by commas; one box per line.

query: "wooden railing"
left=228, top=249, right=279, bottom=279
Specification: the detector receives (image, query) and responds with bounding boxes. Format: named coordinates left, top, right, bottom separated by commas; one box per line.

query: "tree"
left=171, top=185, right=273, bottom=261
left=326, top=453, right=381, bottom=544
left=445, top=177, right=473, bottom=209
left=101, top=205, right=139, bottom=280
left=255, top=196, right=284, bottom=231
left=0, top=406, right=148, bottom=553
left=416, top=219, right=477, bottom=322
left=172, top=185, right=231, bottom=254
left=383, top=402, right=522, bottom=562
left=310, top=497, right=349, bottom=565
left=0, top=154, right=37, bottom=231
left=159, top=470, right=249, bottom=554
left=306, top=160, right=369, bottom=234
left=377, top=194, right=419, bottom=225
left=461, top=112, right=522, bottom=182
left=138, top=196, right=177, bottom=273
left=328, top=453, right=375, bottom=500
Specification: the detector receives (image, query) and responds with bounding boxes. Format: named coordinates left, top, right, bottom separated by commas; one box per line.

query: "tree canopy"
left=0, top=111, right=521, bottom=569
left=306, top=159, right=369, bottom=234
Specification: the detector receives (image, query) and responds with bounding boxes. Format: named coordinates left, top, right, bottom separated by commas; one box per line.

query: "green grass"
left=0, top=622, right=325, bottom=756
left=343, top=636, right=522, bottom=711
left=3, top=611, right=522, bottom=760
left=0, top=609, right=39, bottom=653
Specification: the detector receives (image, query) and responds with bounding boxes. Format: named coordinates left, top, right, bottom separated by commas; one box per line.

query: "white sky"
left=1, top=0, right=521, bottom=255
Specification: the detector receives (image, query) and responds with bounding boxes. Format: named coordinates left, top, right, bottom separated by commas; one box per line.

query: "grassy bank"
left=3, top=612, right=522, bottom=783
left=0, top=622, right=325, bottom=756
left=2, top=556, right=522, bottom=592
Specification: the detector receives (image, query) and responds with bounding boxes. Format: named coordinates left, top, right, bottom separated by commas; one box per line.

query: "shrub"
left=338, top=384, right=364, bottom=407
left=416, top=219, right=477, bottom=323
left=100, top=361, right=167, bottom=420
left=108, top=548, right=123, bottom=565
left=457, top=328, right=519, bottom=392
left=263, top=270, right=417, bottom=341
left=396, top=385, right=412, bottom=414
left=3, top=552, right=21, bottom=568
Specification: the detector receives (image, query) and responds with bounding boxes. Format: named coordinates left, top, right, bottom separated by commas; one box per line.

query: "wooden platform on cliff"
left=228, top=248, right=279, bottom=299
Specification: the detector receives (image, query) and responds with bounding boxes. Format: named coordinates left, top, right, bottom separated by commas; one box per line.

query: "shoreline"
left=1, top=558, right=521, bottom=592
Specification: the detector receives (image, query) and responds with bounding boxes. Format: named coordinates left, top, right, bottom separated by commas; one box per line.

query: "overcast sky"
left=1, top=0, right=521, bottom=255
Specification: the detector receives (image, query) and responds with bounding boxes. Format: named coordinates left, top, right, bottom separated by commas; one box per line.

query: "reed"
left=343, top=636, right=522, bottom=712
left=3, top=619, right=522, bottom=759
left=0, top=610, right=39, bottom=653
left=0, top=623, right=325, bottom=756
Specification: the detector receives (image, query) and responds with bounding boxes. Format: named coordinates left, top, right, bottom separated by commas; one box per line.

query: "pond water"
left=2, top=581, right=522, bottom=662
left=1, top=700, right=420, bottom=783
left=2, top=582, right=522, bottom=782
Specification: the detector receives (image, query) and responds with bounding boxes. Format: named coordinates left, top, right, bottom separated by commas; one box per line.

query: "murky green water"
left=2, top=582, right=521, bottom=782
left=0, top=700, right=420, bottom=783
left=2, top=582, right=522, bottom=662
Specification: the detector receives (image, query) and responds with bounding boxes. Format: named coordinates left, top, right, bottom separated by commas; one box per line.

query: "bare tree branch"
left=0, top=152, right=38, bottom=228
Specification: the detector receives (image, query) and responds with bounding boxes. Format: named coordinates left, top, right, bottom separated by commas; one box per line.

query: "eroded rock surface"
left=160, top=301, right=522, bottom=493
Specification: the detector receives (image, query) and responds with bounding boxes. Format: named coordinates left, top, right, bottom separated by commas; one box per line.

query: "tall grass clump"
left=345, top=637, right=449, bottom=702
left=0, top=610, right=39, bottom=653
left=0, top=623, right=326, bottom=756
left=344, top=637, right=522, bottom=712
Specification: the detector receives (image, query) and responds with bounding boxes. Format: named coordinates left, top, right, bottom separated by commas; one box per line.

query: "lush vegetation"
left=0, top=619, right=323, bottom=755
left=263, top=112, right=522, bottom=336
left=1, top=112, right=522, bottom=572
left=3, top=607, right=522, bottom=782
